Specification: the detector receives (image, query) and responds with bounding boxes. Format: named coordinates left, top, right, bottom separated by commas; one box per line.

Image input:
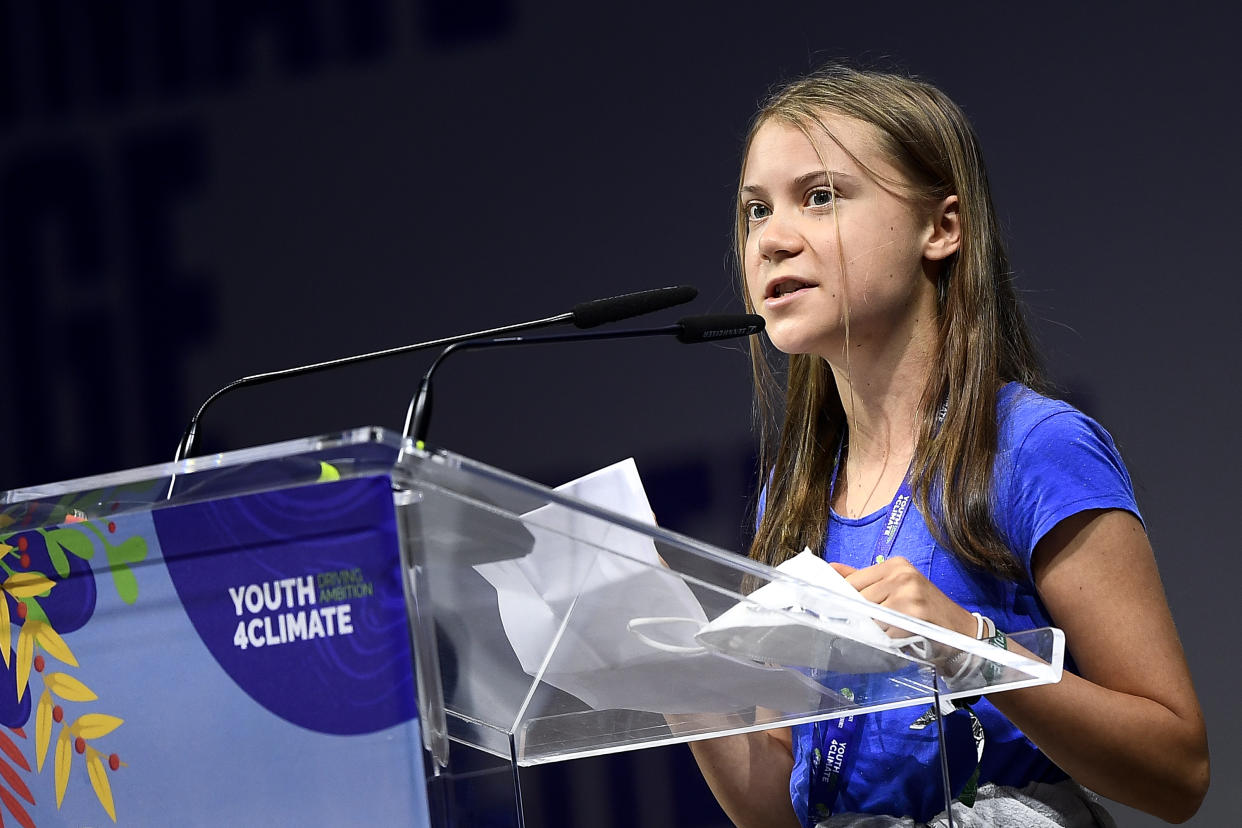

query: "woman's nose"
left=757, top=211, right=803, bottom=261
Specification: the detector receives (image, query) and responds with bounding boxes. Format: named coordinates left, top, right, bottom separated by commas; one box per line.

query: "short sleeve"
left=997, top=402, right=1142, bottom=581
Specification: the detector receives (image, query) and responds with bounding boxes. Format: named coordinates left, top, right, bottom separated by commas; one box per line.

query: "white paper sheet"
left=474, top=460, right=832, bottom=713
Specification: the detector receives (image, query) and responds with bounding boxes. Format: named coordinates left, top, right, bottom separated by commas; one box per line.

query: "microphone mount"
left=404, top=313, right=764, bottom=447
left=173, top=285, right=697, bottom=462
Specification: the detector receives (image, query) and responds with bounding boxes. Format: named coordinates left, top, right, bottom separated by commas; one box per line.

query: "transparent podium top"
left=392, top=439, right=1064, bottom=768
left=1, top=427, right=404, bottom=516
left=2, top=429, right=1063, bottom=770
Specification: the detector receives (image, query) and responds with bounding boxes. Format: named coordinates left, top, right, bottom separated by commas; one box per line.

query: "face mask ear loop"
left=890, top=633, right=931, bottom=659
left=626, top=616, right=708, bottom=653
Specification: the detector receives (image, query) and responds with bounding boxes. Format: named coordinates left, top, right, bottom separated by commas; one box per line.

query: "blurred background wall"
left=1, top=1, right=1237, bottom=824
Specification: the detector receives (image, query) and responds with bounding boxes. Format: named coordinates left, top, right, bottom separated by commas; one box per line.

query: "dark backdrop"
left=2, top=2, right=1238, bottom=825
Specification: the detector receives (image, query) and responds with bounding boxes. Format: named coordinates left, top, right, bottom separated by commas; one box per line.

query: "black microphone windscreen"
left=571, top=285, right=697, bottom=329
left=676, top=314, right=765, bottom=343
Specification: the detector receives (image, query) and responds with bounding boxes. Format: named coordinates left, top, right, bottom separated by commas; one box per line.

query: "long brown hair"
left=740, top=65, right=1048, bottom=581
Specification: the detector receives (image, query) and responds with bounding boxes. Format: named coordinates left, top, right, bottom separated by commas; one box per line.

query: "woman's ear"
left=924, top=195, right=961, bottom=261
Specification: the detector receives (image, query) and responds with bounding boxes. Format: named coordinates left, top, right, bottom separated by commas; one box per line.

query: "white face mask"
left=629, top=549, right=924, bottom=675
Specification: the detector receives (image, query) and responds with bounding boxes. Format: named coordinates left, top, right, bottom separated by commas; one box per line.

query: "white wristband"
left=971, top=611, right=986, bottom=639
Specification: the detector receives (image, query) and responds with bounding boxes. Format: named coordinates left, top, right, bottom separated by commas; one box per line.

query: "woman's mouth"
left=766, top=277, right=816, bottom=301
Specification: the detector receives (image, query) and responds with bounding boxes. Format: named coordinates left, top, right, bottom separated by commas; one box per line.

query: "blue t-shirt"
left=787, top=383, right=1141, bottom=823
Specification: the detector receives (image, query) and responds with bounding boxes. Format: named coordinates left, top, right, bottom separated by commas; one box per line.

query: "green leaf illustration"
left=22, top=596, right=51, bottom=625
left=48, top=528, right=94, bottom=559
left=42, top=527, right=95, bottom=577
left=43, top=533, right=69, bottom=577
left=103, top=536, right=147, bottom=604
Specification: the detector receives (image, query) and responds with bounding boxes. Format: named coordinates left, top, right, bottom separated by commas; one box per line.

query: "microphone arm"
left=404, top=313, right=764, bottom=447
left=173, top=285, right=698, bottom=462
left=174, top=312, right=570, bottom=463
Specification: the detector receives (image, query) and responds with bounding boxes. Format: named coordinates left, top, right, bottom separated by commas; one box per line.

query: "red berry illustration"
left=16, top=537, right=27, bottom=552
left=52, top=705, right=63, bottom=723
left=18, top=553, right=29, bottom=568
left=74, top=736, right=85, bottom=754
left=107, top=521, right=116, bottom=533
left=15, top=602, right=26, bottom=620
left=109, top=753, right=120, bottom=771
left=33, top=655, right=44, bottom=672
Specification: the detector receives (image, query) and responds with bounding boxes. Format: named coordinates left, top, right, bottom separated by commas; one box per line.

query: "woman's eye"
left=745, top=202, right=771, bottom=221
left=807, top=189, right=835, bottom=208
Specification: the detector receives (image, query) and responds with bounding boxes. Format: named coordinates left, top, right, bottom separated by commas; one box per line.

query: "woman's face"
left=740, top=113, right=947, bottom=362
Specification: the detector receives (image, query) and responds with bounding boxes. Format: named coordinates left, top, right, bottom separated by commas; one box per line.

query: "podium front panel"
left=1, top=430, right=430, bottom=826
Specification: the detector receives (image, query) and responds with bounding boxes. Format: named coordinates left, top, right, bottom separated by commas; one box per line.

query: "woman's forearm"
left=989, top=670, right=1208, bottom=823
left=688, top=730, right=800, bottom=828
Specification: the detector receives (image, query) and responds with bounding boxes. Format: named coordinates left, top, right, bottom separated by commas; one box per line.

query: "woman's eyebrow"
left=740, top=169, right=855, bottom=197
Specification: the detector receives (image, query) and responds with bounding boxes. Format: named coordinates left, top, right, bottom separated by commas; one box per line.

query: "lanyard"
left=803, top=402, right=988, bottom=825
left=803, top=470, right=915, bottom=826
left=804, top=402, right=946, bottom=826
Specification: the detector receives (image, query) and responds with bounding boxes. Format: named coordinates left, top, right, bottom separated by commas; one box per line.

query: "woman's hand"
left=829, top=556, right=977, bottom=639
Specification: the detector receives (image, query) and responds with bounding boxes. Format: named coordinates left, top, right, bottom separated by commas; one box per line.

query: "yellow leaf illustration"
left=0, top=514, right=13, bottom=528
left=30, top=620, right=78, bottom=667
left=0, top=591, right=9, bottom=668
left=36, top=689, right=52, bottom=771
left=71, top=713, right=123, bottom=739
left=55, top=726, right=72, bottom=806
left=15, top=623, right=33, bottom=702
left=44, top=671, right=98, bottom=702
left=87, top=750, right=117, bottom=822
left=2, top=571, right=55, bottom=598
left=0, top=542, right=12, bottom=554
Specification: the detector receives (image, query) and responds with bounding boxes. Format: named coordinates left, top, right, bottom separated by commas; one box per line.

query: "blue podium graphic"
left=0, top=437, right=428, bottom=826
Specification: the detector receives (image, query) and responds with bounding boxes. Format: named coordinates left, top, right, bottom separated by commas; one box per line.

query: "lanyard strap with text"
left=804, top=474, right=915, bottom=826
left=804, top=402, right=946, bottom=826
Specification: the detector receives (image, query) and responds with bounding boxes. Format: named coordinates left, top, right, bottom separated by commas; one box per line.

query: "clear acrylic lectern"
left=392, top=435, right=1064, bottom=826
left=0, top=428, right=1063, bottom=827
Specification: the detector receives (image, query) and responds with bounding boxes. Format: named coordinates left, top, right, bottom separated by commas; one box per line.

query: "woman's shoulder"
left=995, top=382, right=1116, bottom=458
left=992, top=382, right=1141, bottom=566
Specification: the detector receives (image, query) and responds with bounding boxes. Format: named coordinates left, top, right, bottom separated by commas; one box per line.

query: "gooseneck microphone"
left=403, top=313, right=765, bottom=447
left=173, top=285, right=697, bottom=461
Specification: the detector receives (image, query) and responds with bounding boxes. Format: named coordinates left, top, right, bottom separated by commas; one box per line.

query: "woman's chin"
left=765, top=332, right=834, bottom=359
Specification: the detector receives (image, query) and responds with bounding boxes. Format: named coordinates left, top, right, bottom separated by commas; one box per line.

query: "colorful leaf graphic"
left=35, top=691, right=52, bottom=771
left=0, top=783, right=35, bottom=828
left=104, top=537, right=147, bottom=605
left=0, top=753, right=33, bottom=804
left=43, top=528, right=94, bottom=578
left=87, top=750, right=117, bottom=822
left=19, top=597, right=48, bottom=626
left=1, top=572, right=54, bottom=599
left=0, top=543, right=12, bottom=555
left=29, top=620, right=78, bottom=667
left=42, top=531, right=69, bottom=577
left=0, top=592, right=9, bottom=669
left=0, top=729, right=29, bottom=772
left=44, top=671, right=98, bottom=702
left=14, top=625, right=33, bottom=702
left=71, top=713, right=123, bottom=740
left=54, top=727, right=72, bottom=806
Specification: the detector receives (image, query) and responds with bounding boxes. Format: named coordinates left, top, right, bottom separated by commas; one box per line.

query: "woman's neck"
left=827, top=322, right=937, bottom=518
